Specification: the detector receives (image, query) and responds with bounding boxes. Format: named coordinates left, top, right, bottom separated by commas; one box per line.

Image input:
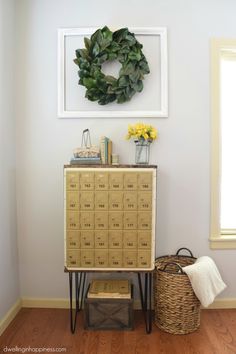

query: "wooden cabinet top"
left=64, top=164, right=157, bottom=169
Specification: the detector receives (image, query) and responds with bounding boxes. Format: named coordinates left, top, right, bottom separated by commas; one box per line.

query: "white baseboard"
left=207, top=298, right=236, bottom=309
left=21, top=297, right=141, bottom=309
left=21, top=297, right=71, bottom=309
left=21, top=297, right=236, bottom=310
left=0, top=299, right=22, bottom=336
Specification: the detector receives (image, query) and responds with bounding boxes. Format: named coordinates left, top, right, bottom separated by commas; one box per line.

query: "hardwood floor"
left=0, top=309, right=236, bottom=354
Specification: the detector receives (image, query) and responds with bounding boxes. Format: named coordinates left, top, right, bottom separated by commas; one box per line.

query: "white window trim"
left=210, top=38, right=236, bottom=249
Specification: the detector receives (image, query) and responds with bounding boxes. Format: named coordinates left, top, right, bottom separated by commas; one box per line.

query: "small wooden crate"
left=84, top=285, right=134, bottom=330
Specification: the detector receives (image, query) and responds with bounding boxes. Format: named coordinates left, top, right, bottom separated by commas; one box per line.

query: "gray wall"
left=0, top=0, right=19, bottom=319
left=15, top=0, right=236, bottom=299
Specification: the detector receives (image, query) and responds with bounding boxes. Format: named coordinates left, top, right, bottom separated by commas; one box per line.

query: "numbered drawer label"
left=109, top=212, right=123, bottom=229
left=66, top=191, right=80, bottom=210
left=95, top=249, right=109, bottom=267
left=95, top=230, right=108, bottom=248
left=138, top=212, right=152, bottom=230
left=138, top=192, right=152, bottom=210
left=95, top=191, right=108, bottom=210
left=94, top=212, right=108, bottom=229
left=138, top=231, right=151, bottom=249
left=66, top=211, right=80, bottom=229
left=109, top=172, right=123, bottom=190
left=81, top=250, right=94, bottom=267
left=95, top=172, right=109, bottom=190
left=137, top=250, right=151, bottom=268
left=80, top=172, right=94, bottom=190
left=124, top=173, right=138, bottom=190
left=67, top=249, right=80, bottom=267
left=123, top=251, right=137, bottom=268
left=138, top=172, right=152, bottom=190
left=80, top=212, right=94, bottom=229
left=80, top=230, right=94, bottom=248
left=124, top=212, right=137, bottom=230
left=124, top=192, right=137, bottom=210
left=80, top=192, right=94, bottom=210
left=123, top=231, right=137, bottom=249
left=109, top=192, right=123, bottom=210
left=66, top=230, right=80, bottom=248
left=109, top=250, right=123, bottom=267
left=66, top=171, right=79, bottom=191
left=109, top=230, right=123, bottom=248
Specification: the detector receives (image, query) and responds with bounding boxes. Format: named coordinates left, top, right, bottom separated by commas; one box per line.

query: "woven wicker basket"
left=154, top=248, right=201, bottom=335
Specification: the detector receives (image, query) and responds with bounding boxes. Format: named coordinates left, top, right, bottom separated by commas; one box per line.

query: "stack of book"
left=100, top=136, right=112, bottom=164
left=87, top=279, right=131, bottom=299
left=70, top=157, right=101, bottom=165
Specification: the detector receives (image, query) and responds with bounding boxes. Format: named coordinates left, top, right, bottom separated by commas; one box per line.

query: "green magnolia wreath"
left=74, top=26, right=150, bottom=105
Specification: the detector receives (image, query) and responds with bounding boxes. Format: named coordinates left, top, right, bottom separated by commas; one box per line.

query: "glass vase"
left=135, top=139, right=151, bottom=164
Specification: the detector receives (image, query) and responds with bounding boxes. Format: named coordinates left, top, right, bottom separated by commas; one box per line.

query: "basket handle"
left=162, top=262, right=184, bottom=274
left=176, top=247, right=193, bottom=257
left=81, top=129, right=92, bottom=149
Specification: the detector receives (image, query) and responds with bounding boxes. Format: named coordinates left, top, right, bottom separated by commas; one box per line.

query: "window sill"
left=209, top=236, right=236, bottom=249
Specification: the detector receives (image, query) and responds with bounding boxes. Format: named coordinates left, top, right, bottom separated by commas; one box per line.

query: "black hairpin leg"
left=137, top=272, right=152, bottom=334
left=69, top=272, right=87, bottom=333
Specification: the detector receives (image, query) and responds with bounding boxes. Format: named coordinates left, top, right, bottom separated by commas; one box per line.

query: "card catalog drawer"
left=138, top=192, right=152, bottom=211
left=95, top=191, right=108, bottom=210
left=94, top=212, right=108, bottom=229
left=123, top=212, right=137, bottom=230
left=80, top=230, right=94, bottom=248
left=66, top=230, right=80, bottom=248
left=95, top=172, right=109, bottom=190
left=109, top=192, right=123, bottom=210
left=66, top=211, right=80, bottom=229
left=66, top=171, right=79, bottom=191
left=108, top=230, right=123, bottom=248
left=80, top=212, right=94, bottom=230
left=138, top=231, right=151, bottom=249
left=109, top=250, right=123, bottom=268
left=80, top=172, right=94, bottom=190
left=137, top=250, right=151, bottom=268
left=124, top=173, right=138, bottom=190
left=123, top=251, right=137, bottom=268
left=123, top=231, right=137, bottom=249
left=67, top=249, right=80, bottom=267
left=138, top=212, right=152, bottom=230
left=81, top=250, right=94, bottom=268
left=109, top=172, right=124, bottom=190
left=80, top=192, right=94, bottom=210
left=109, top=212, right=123, bottom=229
left=138, top=172, right=152, bottom=190
left=94, top=249, right=109, bottom=267
left=95, top=230, right=108, bottom=248
left=66, top=191, right=80, bottom=210
left=123, top=192, right=137, bottom=210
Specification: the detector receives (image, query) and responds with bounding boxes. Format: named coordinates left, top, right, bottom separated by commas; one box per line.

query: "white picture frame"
left=58, top=27, right=168, bottom=118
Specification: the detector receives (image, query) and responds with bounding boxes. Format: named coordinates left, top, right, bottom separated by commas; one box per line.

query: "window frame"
left=210, top=38, right=236, bottom=249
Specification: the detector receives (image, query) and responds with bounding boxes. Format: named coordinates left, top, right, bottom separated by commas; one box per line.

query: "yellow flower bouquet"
left=126, top=122, right=158, bottom=141
left=126, top=122, right=158, bottom=164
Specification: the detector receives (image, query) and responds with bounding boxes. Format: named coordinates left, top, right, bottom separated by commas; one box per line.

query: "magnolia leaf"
left=92, top=42, right=100, bottom=57
left=118, top=75, right=129, bottom=87
left=83, top=77, right=97, bottom=89
left=117, top=93, right=127, bottom=103
left=128, top=51, right=141, bottom=61
left=84, top=37, right=91, bottom=51
left=105, top=75, right=117, bottom=84
left=132, top=80, right=143, bottom=92
left=79, top=69, right=90, bottom=79
left=101, top=26, right=113, bottom=41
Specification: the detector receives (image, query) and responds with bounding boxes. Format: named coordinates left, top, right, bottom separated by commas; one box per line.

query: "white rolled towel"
left=183, top=256, right=227, bottom=307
